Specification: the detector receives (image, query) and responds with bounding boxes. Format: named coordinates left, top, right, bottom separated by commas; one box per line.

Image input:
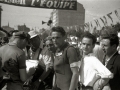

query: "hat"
left=14, top=31, right=30, bottom=41
left=28, top=30, right=38, bottom=39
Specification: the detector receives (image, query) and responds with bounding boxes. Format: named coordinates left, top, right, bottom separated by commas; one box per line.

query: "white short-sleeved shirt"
left=93, top=44, right=105, bottom=63
left=79, top=55, right=113, bottom=87
left=39, top=47, right=53, bottom=69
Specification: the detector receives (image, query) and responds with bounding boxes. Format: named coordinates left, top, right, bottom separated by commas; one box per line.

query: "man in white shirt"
left=79, top=32, right=113, bottom=90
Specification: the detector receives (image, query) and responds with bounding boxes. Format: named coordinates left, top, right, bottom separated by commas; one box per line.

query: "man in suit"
left=101, top=33, right=120, bottom=90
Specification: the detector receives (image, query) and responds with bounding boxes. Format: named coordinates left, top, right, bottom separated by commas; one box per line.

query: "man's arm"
left=93, top=78, right=110, bottom=90
left=69, top=67, right=79, bottom=90
left=67, top=47, right=81, bottom=90
left=38, top=50, right=54, bottom=81
left=38, top=66, right=52, bottom=81
left=18, top=54, right=28, bottom=82
left=92, top=57, right=113, bottom=90
left=19, top=69, right=27, bottom=82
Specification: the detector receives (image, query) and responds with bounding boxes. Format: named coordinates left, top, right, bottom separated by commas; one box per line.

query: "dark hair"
left=51, top=26, right=66, bottom=36
left=102, top=34, right=119, bottom=47
left=82, top=32, right=96, bottom=45
left=2, top=37, right=9, bottom=43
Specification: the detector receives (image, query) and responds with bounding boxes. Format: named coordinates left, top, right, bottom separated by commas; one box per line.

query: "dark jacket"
left=106, top=52, right=120, bottom=90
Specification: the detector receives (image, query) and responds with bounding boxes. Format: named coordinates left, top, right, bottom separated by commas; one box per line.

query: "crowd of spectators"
left=0, top=25, right=120, bottom=90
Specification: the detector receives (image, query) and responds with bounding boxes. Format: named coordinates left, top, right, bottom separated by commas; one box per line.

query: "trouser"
left=78, top=83, right=93, bottom=90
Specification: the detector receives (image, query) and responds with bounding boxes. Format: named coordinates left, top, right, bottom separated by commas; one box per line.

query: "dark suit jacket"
left=106, top=52, right=120, bottom=90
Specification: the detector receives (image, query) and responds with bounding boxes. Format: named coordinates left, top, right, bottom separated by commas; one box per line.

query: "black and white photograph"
left=0, top=0, right=120, bottom=90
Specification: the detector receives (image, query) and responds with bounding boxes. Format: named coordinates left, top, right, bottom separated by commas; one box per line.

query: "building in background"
left=2, top=22, right=14, bottom=32
left=0, top=6, right=2, bottom=27
left=2, top=23, right=30, bottom=33
left=50, top=2, right=85, bottom=32
left=18, top=24, right=30, bottom=33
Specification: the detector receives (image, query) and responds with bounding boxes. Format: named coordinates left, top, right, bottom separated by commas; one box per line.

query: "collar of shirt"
left=83, top=53, right=94, bottom=58
left=8, top=42, right=17, bottom=46
left=105, top=50, right=117, bottom=66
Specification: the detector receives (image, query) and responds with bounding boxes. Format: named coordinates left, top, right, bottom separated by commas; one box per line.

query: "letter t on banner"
left=107, top=12, right=113, bottom=23
left=115, top=10, right=120, bottom=20
left=103, top=16, right=108, bottom=26
left=100, top=18, right=106, bottom=27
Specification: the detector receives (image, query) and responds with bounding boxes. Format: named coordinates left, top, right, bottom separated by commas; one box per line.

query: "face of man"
left=100, top=39, right=112, bottom=55
left=51, top=32, right=65, bottom=48
left=81, top=37, right=94, bottom=55
left=45, top=40, right=54, bottom=51
left=30, top=36, right=40, bottom=50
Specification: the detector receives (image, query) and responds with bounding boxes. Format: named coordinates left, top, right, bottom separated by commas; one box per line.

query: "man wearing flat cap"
left=28, top=30, right=43, bottom=60
left=0, top=31, right=30, bottom=90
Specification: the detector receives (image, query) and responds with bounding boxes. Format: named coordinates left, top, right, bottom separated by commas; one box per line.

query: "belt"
left=82, top=85, right=93, bottom=90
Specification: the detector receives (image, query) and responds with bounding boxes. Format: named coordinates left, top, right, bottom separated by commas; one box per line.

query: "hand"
left=23, top=76, right=33, bottom=87
left=46, top=64, right=53, bottom=71
left=93, top=79, right=103, bottom=90
left=8, top=58, right=15, bottom=66
left=102, top=84, right=111, bottom=90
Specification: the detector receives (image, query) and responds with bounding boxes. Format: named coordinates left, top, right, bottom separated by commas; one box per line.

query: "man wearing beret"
left=0, top=31, right=30, bottom=90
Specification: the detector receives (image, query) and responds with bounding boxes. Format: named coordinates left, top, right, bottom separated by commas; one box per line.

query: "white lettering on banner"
left=63, top=2, right=70, bottom=8
left=69, top=2, right=75, bottom=9
left=54, top=1, right=60, bottom=8
left=0, top=0, right=77, bottom=10
left=40, top=0, right=46, bottom=7
left=31, top=0, right=35, bottom=6
left=59, top=2, right=64, bottom=8
left=46, top=1, right=53, bottom=8
left=23, top=0, right=26, bottom=5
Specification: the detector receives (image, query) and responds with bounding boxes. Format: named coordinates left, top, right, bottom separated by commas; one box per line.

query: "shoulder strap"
left=63, top=45, right=82, bottom=64
left=63, top=45, right=74, bottom=64
left=32, top=48, right=42, bottom=60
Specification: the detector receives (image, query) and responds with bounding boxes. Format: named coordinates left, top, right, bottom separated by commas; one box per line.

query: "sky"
left=0, top=0, right=120, bottom=30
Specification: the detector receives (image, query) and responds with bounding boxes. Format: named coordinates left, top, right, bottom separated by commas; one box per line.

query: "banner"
left=100, top=18, right=106, bottom=26
left=90, top=22, right=93, bottom=29
left=103, top=16, right=108, bottom=26
left=0, top=0, right=77, bottom=10
left=115, top=10, right=120, bottom=20
left=94, top=19, right=101, bottom=28
left=107, top=12, right=113, bottom=23
left=86, top=22, right=90, bottom=31
left=67, top=26, right=70, bottom=30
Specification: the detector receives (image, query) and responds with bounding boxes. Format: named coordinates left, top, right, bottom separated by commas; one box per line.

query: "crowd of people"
left=0, top=26, right=120, bottom=90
